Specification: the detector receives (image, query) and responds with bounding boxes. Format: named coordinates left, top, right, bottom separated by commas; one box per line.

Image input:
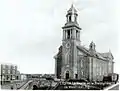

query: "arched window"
left=65, top=54, right=69, bottom=64
left=69, top=16, right=71, bottom=22
left=81, top=71, right=83, bottom=75
left=100, top=63, right=102, bottom=75
left=76, top=30, right=78, bottom=39
left=67, top=30, right=70, bottom=39
left=81, top=59, right=83, bottom=67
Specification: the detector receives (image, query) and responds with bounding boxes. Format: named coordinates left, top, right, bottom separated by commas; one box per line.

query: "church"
left=54, top=4, right=114, bottom=81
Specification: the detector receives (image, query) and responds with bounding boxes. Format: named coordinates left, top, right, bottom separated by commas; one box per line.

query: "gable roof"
left=54, top=45, right=62, bottom=59
left=77, top=45, right=91, bottom=56
left=77, top=45, right=114, bottom=62
left=100, top=52, right=114, bottom=60
left=55, top=45, right=114, bottom=62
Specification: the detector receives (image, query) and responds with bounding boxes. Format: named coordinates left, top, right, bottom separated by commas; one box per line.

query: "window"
left=5, top=65, right=8, bottom=69
left=69, top=16, right=71, bottom=22
left=81, top=60, right=83, bottom=67
left=13, top=66, right=15, bottom=69
left=11, top=66, right=16, bottom=70
left=12, top=70, right=15, bottom=74
left=76, top=30, right=78, bottom=39
left=2, top=75, right=5, bottom=80
left=8, top=65, right=11, bottom=69
left=81, top=71, right=83, bottom=75
left=100, top=66, right=101, bottom=75
left=7, top=75, right=9, bottom=80
left=12, top=75, right=15, bottom=80
left=8, top=76, right=10, bottom=80
left=2, top=70, right=5, bottom=74
left=71, top=30, right=72, bottom=38
left=8, top=70, right=10, bottom=74
left=67, top=30, right=70, bottom=39
left=2, top=65, right=6, bottom=69
left=16, top=76, right=19, bottom=80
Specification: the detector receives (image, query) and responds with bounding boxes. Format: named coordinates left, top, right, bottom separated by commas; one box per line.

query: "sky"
left=0, top=0, right=120, bottom=74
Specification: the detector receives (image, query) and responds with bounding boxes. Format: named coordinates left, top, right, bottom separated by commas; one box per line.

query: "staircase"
left=17, top=80, right=33, bottom=90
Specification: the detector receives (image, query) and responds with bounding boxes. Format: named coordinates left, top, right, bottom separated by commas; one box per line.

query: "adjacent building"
left=0, top=63, right=21, bottom=84
left=54, top=4, right=114, bottom=81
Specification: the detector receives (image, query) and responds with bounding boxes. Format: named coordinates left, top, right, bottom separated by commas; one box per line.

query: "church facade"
left=54, top=5, right=114, bottom=81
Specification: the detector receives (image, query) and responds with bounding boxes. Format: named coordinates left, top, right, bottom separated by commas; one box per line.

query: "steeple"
left=62, top=4, right=81, bottom=30
left=66, top=4, right=78, bottom=23
left=62, top=4, right=81, bottom=41
left=67, top=4, right=77, bottom=14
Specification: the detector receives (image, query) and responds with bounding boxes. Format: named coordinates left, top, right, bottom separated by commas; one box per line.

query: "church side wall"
left=82, top=56, right=89, bottom=79
left=77, top=50, right=89, bottom=80
left=88, top=57, right=93, bottom=81
left=108, top=61, right=114, bottom=74
left=92, top=57, right=110, bottom=81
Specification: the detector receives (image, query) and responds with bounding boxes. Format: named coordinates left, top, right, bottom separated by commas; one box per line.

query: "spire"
left=71, top=3, right=74, bottom=12
left=67, top=4, right=77, bottom=14
left=109, top=49, right=111, bottom=53
left=62, top=4, right=81, bottom=30
left=66, top=4, right=78, bottom=23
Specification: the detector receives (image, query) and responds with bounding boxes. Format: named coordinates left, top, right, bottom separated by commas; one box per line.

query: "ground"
left=109, top=84, right=119, bottom=90
left=1, top=80, right=28, bottom=90
left=1, top=78, right=119, bottom=90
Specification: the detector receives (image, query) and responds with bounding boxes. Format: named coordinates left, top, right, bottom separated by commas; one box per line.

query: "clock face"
left=66, top=42, right=71, bottom=48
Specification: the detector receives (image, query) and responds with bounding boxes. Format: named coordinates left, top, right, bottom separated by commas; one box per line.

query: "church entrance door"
left=65, top=71, right=69, bottom=79
left=75, top=74, right=78, bottom=79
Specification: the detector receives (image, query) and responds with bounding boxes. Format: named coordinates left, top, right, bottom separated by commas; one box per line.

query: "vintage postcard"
left=0, top=0, right=119, bottom=90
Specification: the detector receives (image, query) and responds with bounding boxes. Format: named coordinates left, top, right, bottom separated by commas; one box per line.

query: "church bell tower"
left=61, top=4, right=82, bottom=79
left=62, top=4, right=81, bottom=41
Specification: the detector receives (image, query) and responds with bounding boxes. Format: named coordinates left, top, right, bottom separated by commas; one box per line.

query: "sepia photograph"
left=0, top=0, right=119, bottom=90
